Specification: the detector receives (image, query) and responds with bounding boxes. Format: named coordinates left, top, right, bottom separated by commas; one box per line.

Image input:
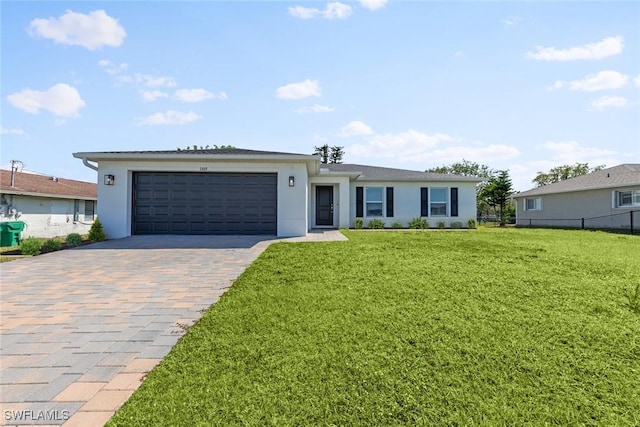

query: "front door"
left=315, top=186, right=334, bottom=226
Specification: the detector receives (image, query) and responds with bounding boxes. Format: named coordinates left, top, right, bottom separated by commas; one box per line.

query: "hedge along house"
left=0, top=169, right=97, bottom=238
left=513, top=164, right=640, bottom=231
left=72, top=148, right=481, bottom=239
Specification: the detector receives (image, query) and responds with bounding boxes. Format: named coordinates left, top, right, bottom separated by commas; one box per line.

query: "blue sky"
left=1, top=1, right=639, bottom=191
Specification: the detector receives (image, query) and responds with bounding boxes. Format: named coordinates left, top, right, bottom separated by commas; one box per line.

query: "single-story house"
left=513, top=164, right=640, bottom=230
left=72, top=148, right=481, bottom=238
left=0, top=169, right=98, bottom=238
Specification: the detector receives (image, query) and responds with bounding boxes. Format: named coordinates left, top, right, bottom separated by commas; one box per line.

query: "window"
left=430, top=188, right=447, bottom=216
left=73, top=200, right=80, bottom=222
left=524, top=197, right=542, bottom=211
left=84, top=200, right=95, bottom=221
left=616, top=190, right=640, bottom=208
left=365, top=187, right=383, bottom=217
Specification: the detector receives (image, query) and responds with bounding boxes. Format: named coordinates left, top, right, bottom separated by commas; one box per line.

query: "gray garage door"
left=133, top=172, right=277, bottom=235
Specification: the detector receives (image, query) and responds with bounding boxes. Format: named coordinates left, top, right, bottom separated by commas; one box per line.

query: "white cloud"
left=527, top=36, right=623, bottom=61
left=28, top=10, right=126, bottom=50
left=635, top=75, right=640, bottom=87
left=296, top=104, right=335, bottom=113
left=358, top=0, right=388, bottom=10
left=7, top=83, right=86, bottom=117
left=324, top=2, right=353, bottom=19
left=173, top=89, right=226, bottom=103
left=0, top=126, right=25, bottom=136
left=141, top=90, right=169, bottom=102
left=501, top=16, right=519, bottom=27
left=590, top=95, right=627, bottom=111
left=349, top=129, right=460, bottom=161
left=288, top=2, right=352, bottom=20
left=551, top=71, right=629, bottom=91
left=340, top=120, right=373, bottom=137
left=537, top=140, right=616, bottom=162
left=98, top=59, right=128, bottom=75
left=136, top=110, right=201, bottom=126
left=117, top=73, right=177, bottom=88
left=288, top=6, right=321, bottom=19
left=276, top=79, right=321, bottom=99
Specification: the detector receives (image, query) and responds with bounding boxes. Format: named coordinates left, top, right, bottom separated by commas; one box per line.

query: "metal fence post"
left=581, top=218, right=584, bottom=230
left=631, top=211, right=634, bottom=235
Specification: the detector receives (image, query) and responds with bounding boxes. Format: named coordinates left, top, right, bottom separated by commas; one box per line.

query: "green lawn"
left=109, top=229, right=640, bottom=426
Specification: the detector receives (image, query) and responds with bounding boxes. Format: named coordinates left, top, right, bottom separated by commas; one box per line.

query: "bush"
left=88, top=218, right=106, bottom=242
left=66, top=233, right=83, bottom=247
left=467, top=219, right=477, bottom=229
left=42, top=239, right=62, bottom=252
left=437, top=220, right=446, bottom=229
left=450, top=221, right=463, bottom=229
left=354, top=218, right=364, bottom=229
left=20, top=237, right=42, bottom=256
left=391, top=222, right=404, bottom=229
left=367, top=219, right=385, bottom=229
left=408, top=218, right=429, bottom=229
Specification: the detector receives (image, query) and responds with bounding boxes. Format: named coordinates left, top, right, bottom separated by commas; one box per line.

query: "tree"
left=480, top=170, right=513, bottom=226
left=427, top=160, right=495, bottom=218
left=426, top=159, right=494, bottom=178
left=176, top=144, right=235, bottom=151
left=314, top=144, right=344, bottom=164
left=533, top=163, right=605, bottom=187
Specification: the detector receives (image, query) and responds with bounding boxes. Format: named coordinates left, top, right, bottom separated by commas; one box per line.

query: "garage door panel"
left=133, top=172, right=277, bottom=235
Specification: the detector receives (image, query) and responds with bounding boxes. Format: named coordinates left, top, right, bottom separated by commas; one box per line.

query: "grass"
left=0, top=235, right=91, bottom=262
left=108, top=228, right=640, bottom=426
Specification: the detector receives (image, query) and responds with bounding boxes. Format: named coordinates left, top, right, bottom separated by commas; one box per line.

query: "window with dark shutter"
left=450, top=187, right=458, bottom=217
left=421, top=187, right=428, bottom=217
left=356, top=187, right=364, bottom=217
left=386, top=187, right=394, bottom=217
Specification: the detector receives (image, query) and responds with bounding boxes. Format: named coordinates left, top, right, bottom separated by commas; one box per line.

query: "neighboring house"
left=513, top=164, right=640, bottom=230
left=0, top=169, right=98, bottom=238
left=72, top=148, right=481, bottom=239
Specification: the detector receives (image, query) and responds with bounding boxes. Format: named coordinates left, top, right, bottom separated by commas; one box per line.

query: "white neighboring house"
left=0, top=169, right=97, bottom=238
left=513, top=164, right=640, bottom=230
left=72, top=148, right=481, bottom=239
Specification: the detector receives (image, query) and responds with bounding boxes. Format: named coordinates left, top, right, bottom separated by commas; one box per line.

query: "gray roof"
left=78, top=148, right=309, bottom=156
left=515, top=164, right=640, bottom=197
left=323, top=163, right=482, bottom=182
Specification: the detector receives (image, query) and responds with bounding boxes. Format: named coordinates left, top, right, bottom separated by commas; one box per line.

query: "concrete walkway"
left=0, top=231, right=347, bottom=426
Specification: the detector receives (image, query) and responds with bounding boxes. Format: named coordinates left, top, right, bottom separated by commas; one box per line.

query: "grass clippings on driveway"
left=109, top=229, right=640, bottom=426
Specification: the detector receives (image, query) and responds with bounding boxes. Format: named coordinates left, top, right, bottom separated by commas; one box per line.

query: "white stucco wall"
left=348, top=181, right=477, bottom=228
left=96, top=160, right=309, bottom=238
left=0, top=194, right=95, bottom=238
left=515, top=186, right=639, bottom=229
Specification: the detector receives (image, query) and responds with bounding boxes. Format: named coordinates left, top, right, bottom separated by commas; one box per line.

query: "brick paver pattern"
left=0, top=231, right=346, bottom=426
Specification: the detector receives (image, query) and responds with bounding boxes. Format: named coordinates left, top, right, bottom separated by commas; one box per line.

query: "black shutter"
left=421, top=187, right=428, bottom=217
left=356, top=187, right=364, bottom=217
left=451, top=187, right=458, bottom=217
left=386, top=187, right=394, bottom=217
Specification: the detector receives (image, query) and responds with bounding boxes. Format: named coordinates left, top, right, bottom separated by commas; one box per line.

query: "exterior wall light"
left=104, top=174, right=115, bottom=186
left=288, top=176, right=295, bottom=187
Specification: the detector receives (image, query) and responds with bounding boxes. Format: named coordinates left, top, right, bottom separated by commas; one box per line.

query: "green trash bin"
left=0, top=221, right=25, bottom=247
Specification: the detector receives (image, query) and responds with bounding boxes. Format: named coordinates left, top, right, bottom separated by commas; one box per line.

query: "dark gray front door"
left=315, top=186, right=334, bottom=226
left=133, top=172, right=277, bottom=235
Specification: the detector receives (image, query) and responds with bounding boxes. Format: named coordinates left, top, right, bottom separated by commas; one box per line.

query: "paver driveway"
left=0, top=232, right=346, bottom=426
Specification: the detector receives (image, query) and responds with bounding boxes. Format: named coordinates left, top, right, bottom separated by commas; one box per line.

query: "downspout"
left=81, top=158, right=99, bottom=171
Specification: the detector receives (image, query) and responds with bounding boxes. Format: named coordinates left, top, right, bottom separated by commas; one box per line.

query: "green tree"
left=480, top=170, right=514, bottom=226
left=427, top=160, right=495, bottom=218
left=533, top=163, right=605, bottom=187
left=176, top=144, right=235, bottom=151
left=314, top=144, right=344, bottom=164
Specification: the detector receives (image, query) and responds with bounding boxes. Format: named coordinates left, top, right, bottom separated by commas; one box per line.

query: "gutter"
left=82, top=158, right=98, bottom=171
